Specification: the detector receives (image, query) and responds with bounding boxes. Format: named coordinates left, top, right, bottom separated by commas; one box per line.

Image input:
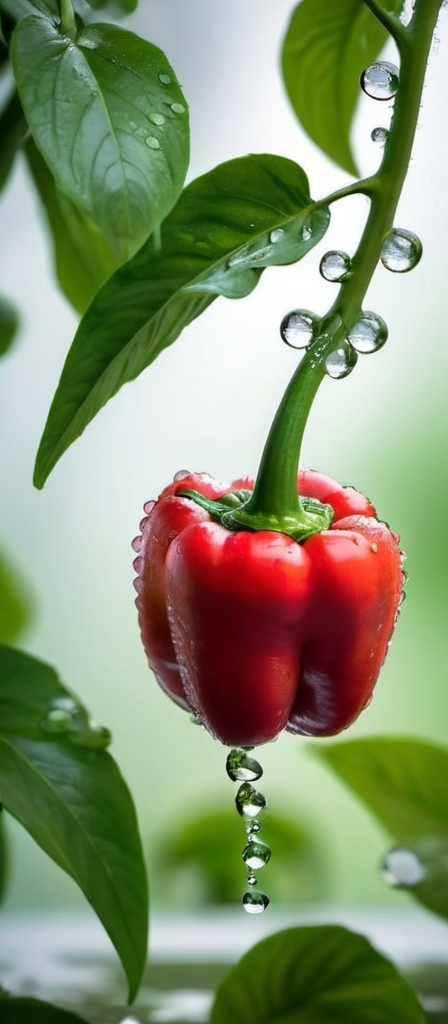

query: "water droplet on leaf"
left=242, top=890, right=270, bottom=914
left=381, top=228, right=422, bottom=272
left=325, top=343, right=358, bottom=379
left=371, top=127, right=389, bottom=146
left=319, top=250, right=353, bottom=283
left=235, top=782, right=266, bottom=818
left=69, top=722, right=112, bottom=750
left=361, top=61, right=399, bottom=101
left=242, top=840, right=271, bottom=869
left=381, top=846, right=426, bottom=888
left=170, top=102, right=185, bottom=114
left=146, top=136, right=160, bottom=150
left=348, top=311, right=388, bottom=353
left=226, top=748, right=263, bottom=782
left=40, top=707, right=73, bottom=733
left=280, top=309, right=320, bottom=349
left=269, top=228, right=284, bottom=243
left=158, top=71, right=171, bottom=85
left=149, top=112, right=165, bottom=126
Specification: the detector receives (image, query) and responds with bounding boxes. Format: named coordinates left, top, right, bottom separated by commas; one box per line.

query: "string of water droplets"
left=225, top=748, right=271, bottom=913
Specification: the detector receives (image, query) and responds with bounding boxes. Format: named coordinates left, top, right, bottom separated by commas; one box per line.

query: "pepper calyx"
left=177, top=488, right=333, bottom=542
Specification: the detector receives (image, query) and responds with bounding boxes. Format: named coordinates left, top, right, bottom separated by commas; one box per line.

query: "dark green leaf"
left=0, top=295, right=19, bottom=357
left=315, top=737, right=448, bottom=921
left=11, top=18, right=189, bottom=260
left=0, top=993, right=88, bottom=1023
left=25, top=139, right=118, bottom=314
left=0, top=811, right=8, bottom=904
left=33, top=152, right=330, bottom=487
left=0, top=546, right=32, bottom=642
left=211, top=925, right=424, bottom=1023
left=0, top=88, right=27, bottom=192
left=0, top=645, right=148, bottom=1001
left=85, top=0, right=138, bottom=13
left=281, top=0, right=403, bottom=175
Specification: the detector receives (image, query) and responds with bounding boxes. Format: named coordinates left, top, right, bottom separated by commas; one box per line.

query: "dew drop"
left=269, top=228, right=284, bottom=244
left=381, top=846, right=426, bottom=888
left=158, top=71, right=171, bottom=85
left=301, top=222, right=312, bottom=241
left=131, top=535, right=143, bottom=553
left=69, top=722, right=112, bottom=750
left=40, top=707, right=73, bottom=733
left=170, top=102, right=185, bottom=114
left=325, top=343, right=358, bottom=379
left=226, top=748, right=263, bottom=782
left=361, top=61, right=399, bottom=101
left=380, top=228, right=422, bottom=272
left=242, top=890, right=270, bottom=914
left=319, top=250, right=353, bottom=283
left=146, top=136, right=160, bottom=150
left=173, top=470, right=191, bottom=482
left=242, top=840, right=271, bottom=870
left=143, top=500, right=156, bottom=514
left=348, top=311, right=388, bottom=354
left=371, top=126, right=389, bottom=146
left=133, top=556, right=143, bottom=573
left=235, top=782, right=266, bottom=818
left=149, top=112, right=165, bottom=126
left=280, top=309, right=320, bottom=350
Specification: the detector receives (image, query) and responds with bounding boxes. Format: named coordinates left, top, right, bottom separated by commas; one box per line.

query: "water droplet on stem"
left=381, top=228, right=422, bottom=272
left=319, top=251, right=353, bottom=283
left=325, top=343, right=358, bottom=379
left=280, top=309, right=320, bottom=349
left=348, top=311, right=388, bottom=354
left=361, top=62, right=399, bottom=101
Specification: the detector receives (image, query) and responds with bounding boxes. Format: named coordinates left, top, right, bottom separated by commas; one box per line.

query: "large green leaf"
left=0, top=87, right=27, bottom=193
left=0, top=546, right=32, bottom=642
left=211, top=925, right=424, bottom=1023
left=25, top=139, right=118, bottom=314
left=33, top=152, right=330, bottom=487
left=0, top=645, right=148, bottom=1001
left=11, top=17, right=189, bottom=260
left=315, top=737, right=448, bottom=921
left=0, top=993, right=88, bottom=1023
left=281, top=0, right=403, bottom=175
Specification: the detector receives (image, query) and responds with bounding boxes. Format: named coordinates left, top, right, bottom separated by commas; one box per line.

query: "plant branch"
left=361, top=0, right=405, bottom=43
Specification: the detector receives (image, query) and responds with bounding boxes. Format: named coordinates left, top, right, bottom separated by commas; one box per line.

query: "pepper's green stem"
left=60, top=0, right=76, bottom=37
left=225, top=0, right=442, bottom=540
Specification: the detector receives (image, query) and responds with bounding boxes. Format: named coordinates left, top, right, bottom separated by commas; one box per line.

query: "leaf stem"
left=361, top=0, right=405, bottom=43
left=60, top=0, right=76, bottom=38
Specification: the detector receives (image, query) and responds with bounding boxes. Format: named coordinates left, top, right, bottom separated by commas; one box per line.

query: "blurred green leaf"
left=281, top=0, right=402, bottom=175
left=0, top=87, right=27, bottom=193
left=84, top=0, right=138, bottom=12
left=12, top=18, right=189, bottom=260
left=0, top=645, right=148, bottom=1002
left=0, top=1, right=58, bottom=21
left=0, top=296, right=19, bottom=357
left=0, top=810, right=8, bottom=905
left=211, top=925, right=424, bottom=1023
left=33, top=152, right=330, bottom=488
left=25, top=139, right=118, bottom=314
left=0, top=992, right=89, bottom=1023
left=0, top=546, right=32, bottom=642
left=315, top=737, right=448, bottom=921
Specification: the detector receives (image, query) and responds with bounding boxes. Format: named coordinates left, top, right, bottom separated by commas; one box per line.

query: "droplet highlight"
left=381, top=846, right=426, bottom=888
left=280, top=309, right=320, bottom=350
left=325, top=343, right=358, bottom=379
left=319, top=250, right=353, bottom=283
left=361, top=61, right=399, bottom=101
left=226, top=748, right=263, bottom=782
left=381, top=228, right=422, bottom=273
left=242, top=890, right=270, bottom=914
left=348, top=311, right=388, bottom=354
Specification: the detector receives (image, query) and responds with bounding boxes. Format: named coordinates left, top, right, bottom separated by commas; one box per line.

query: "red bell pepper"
left=133, top=469, right=404, bottom=747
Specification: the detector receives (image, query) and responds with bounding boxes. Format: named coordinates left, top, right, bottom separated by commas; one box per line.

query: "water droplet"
left=149, top=112, right=165, bottom=126
left=69, top=722, right=112, bottom=750
left=325, top=343, right=358, bottom=379
left=269, top=228, right=284, bottom=243
left=242, top=890, right=270, bottom=914
left=133, top=556, right=143, bottom=573
left=235, top=782, right=266, bottom=818
left=246, top=872, right=257, bottom=886
left=371, top=126, right=389, bottom=146
left=381, top=846, right=426, bottom=888
left=131, top=535, right=143, bottom=553
left=146, top=136, right=160, bottom=150
left=319, top=250, right=353, bottom=283
left=242, top=840, right=271, bottom=870
left=361, top=61, right=399, bottom=101
left=348, top=311, right=388, bottom=354
left=246, top=819, right=262, bottom=836
left=40, top=707, right=73, bottom=733
left=158, top=71, right=171, bottom=85
left=381, top=228, right=422, bottom=272
left=170, top=102, right=185, bottom=114
left=301, top=222, right=312, bottom=241
left=280, top=309, right=320, bottom=350
left=226, top=748, right=263, bottom=782
left=143, top=500, right=156, bottom=514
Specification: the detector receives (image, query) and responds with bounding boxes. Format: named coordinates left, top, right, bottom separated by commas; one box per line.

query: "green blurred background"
left=1, top=0, right=448, bottom=914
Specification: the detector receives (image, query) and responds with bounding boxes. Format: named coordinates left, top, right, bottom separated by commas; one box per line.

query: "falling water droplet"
left=149, top=112, right=165, bottom=126
left=381, top=228, right=422, bottom=272
left=226, top=748, right=263, bottom=782
left=280, top=309, right=320, bottom=350
left=235, top=782, right=266, bottom=818
left=69, top=722, right=112, bottom=750
left=242, top=840, right=271, bottom=870
left=242, top=890, right=270, bottom=914
left=170, top=102, right=185, bottom=114
left=348, top=311, right=388, bottom=354
left=269, top=228, right=284, bottom=244
left=360, top=62, right=399, bottom=101
left=325, top=343, right=358, bottom=379
left=319, top=251, right=353, bottom=283
left=371, top=127, right=389, bottom=146
left=381, top=846, right=426, bottom=888
left=246, top=871, right=257, bottom=887
left=246, top=819, right=262, bottom=837
left=158, top=71, right=171, bottom=85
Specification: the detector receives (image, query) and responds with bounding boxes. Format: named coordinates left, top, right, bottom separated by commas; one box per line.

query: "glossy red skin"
left=134, top=470, right=403, bottom=746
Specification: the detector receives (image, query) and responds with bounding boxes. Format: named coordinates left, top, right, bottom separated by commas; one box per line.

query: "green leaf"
left=0, top=645, right=148, bottom=1001
left=0, top=0, right=58, bottom=22
left=211, top=925, right=424, bottom=1023
left=0, top=993, right=89, bottom=1023
left=0, top=295, right=19, bottom=357
left=84, top=0, right=138, bottom=13
left=33, top=152, right=330, bottom=487
left=315, top=737, right=448, bottom=921
left=0, top=546, right=32, bottom=642
left=281, top=0, right=403, bottom=175
left=0, top=811, right=9, bottom=905
left=11, top=17, right=189, bottom=260
left=25, top=139, right=118, bottom=314
left=0, top=87, right=27, bottom=193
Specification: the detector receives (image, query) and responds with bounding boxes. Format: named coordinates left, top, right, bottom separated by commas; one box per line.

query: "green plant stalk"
left=60, top=0, right=76, bottom=37
left=227, top=0, right=442, bottom=538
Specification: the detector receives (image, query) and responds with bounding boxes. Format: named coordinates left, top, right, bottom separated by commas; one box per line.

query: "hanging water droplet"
left=381, top=846, right=426, bottom=888
left=242, top=839, right=271, bottom=870
left=242, top=890, right=270, bottom=914
left=131, top=535, right=143, bottom=553
left=280, top=309, right=320, bottom=350
left=170, top=102, right=185, bottom=114
left=158, top=71, right=171, bottom=85
left=226, top=748, right=263, bottom=782
left=246, top=872, right=257, bottom=887
left=246, top=819, right=262, bottom=836
left=269, top=228, right=284, bottom=244
left=348, top=311, right=388, bottom=354
left=381, top=228, right=422, bottom=272
left=319, top=251, right=353, bottom=283
left=371, top=127, right=389, bottom=146
left=361, top=62, right=399, bottom=101
left=325, top=343, right=358, bottom=379
left=40, top=707, right=73, bottom=733
left=235, top=782, right=266, bottom=818
left=146, top=136, right=161, bottom=150
left=149, top=112, right=165, bottom=126
left=69, top=722, right=112, bottom=750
